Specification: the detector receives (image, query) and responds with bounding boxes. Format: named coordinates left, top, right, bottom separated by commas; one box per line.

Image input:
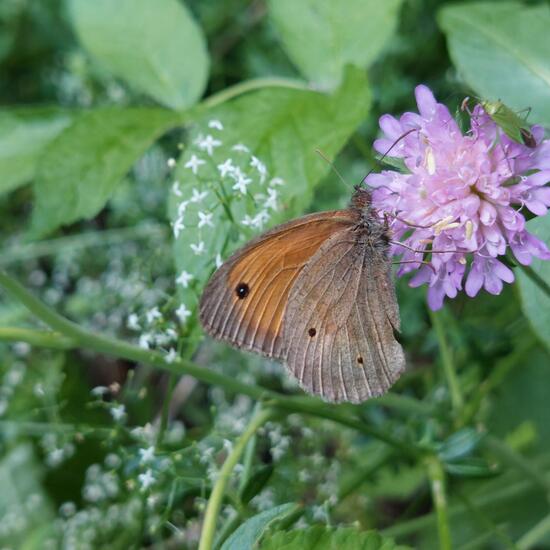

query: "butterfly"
left=199, top=186, right=406, bottom=404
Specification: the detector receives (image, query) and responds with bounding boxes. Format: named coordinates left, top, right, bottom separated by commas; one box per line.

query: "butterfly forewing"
left=198, top=210, right=357, bottom=358
left=282, top=228, right=405, bottom=403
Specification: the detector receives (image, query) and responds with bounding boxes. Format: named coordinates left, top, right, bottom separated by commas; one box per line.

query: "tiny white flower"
left=232, top=172, right=252, bottom=194
left=232, top=143, right=249, bottom=153
left=175, top=304, right=192, bottom=323
left=176, top=270, right=193, bottom=288
left=111, top=404, right=126, bottom=422
left=145, top=307, right=162, bottom=324
left=241, top=215, right=254, bottom=226
left=208, top=119, right=224, bottom=130
left=139, top=446, right=155, bottom=464
left=139, top=333, right=152, bottom=349
left=198, top=211, right=214, bottom=228
left=172, top=181, right=182, bottom=197
left=138, top=469, right=155, bottom=491
left=264, top=188, right=278, bottom=211
left=217, top=159, right=235, bottom=178
left=270, top=177, right=285, bottom=186
left=250, top=155, right=267, bottom=182
left=252, top=210, right=270, bottom=229
left=167, top=158, right=176, bottom=169
left=198, top=134, right=222, bottom=156
left=177, top=200, right=189, bottom=217
left=91, top=386, right=109, bottom=397
left=172, top=217, right=185, bottom=239
left=165, top=328, right=178, bottom=340
left=190, top=188, right=209, bottom=203
left=184, top=155, right=205, bottom=174
left=127, top=313, right=140, bottom=331
left=165, top=348, right=178, bottom=364
left=190, top=241, right=205, bottom=255
left=215, top=253, right=223, bottom=268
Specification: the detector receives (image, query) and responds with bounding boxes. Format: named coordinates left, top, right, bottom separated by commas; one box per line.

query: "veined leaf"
left=269, top=0, right=402, bottom=90
left=32, top=107, right=179, bottom=237
left=438, top=2, right=550, bottom=125
left=0, top=108, right=73, bottom=195
left=69, top=0, right=209, bottom=110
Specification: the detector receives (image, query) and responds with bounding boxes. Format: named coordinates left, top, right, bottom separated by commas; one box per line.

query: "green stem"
left=0, top=327, right=74, bottom=349
left=429, top=308, right=463, bottom=414
left=200, top=77, right=309, bottom=111
left=425, top=455, right=452, bottom=550
left=0, top=270, right=419, bottom=455
left=156, top=373, right=178, bottom=446
left=517, top=513, right=550, bottom=549
left=199, top=407, right=275, bottom=550
left=516, top=263, right=550, bottom=299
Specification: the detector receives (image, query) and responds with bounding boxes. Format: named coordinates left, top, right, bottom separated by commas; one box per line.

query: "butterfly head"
left=351, top=185, right=372, bottom=209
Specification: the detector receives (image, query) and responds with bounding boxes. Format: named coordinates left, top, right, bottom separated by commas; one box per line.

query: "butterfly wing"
left=282, top=227, right=405, bottom=403
left=199, top=210, right=358, bottom=359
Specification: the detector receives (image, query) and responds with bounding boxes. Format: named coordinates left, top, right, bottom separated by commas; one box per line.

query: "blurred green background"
left=0, top=0, right=549, bottom=548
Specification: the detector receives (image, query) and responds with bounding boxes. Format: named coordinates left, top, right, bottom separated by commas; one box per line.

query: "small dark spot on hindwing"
left=308, top=328, right=317, bottom=337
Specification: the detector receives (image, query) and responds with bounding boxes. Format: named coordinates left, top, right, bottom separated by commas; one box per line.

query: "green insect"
left=478, top=99, right=536, bottom=148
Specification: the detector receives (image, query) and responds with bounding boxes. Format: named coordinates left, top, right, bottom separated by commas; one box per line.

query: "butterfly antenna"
left=315, top=149, right=351, bottom=190
left=360, top=128, right=417, bottom=185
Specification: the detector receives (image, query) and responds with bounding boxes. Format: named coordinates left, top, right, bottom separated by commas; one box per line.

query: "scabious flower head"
left=366, top=85, right=550, bottom=310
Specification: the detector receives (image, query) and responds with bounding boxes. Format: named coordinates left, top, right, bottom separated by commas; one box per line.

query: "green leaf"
left=437, top=428, right=483, bottom=462
left=32, top=107, right=179, bottom=237
left=443, top=458, right=500, bottom=479
left=438, top=2, right=550, bottom=125
left=221, top=503, right=297, bottom=550
left=239, top=465, right=274, bottom=505
left=268, top=0, right=403, bottom=89
left=259, top=526, right=410, bottom=550
left=517, top=216, right=550, bottom=352
left=0, top=108, right=73, bottom=195
left=69, top=0, right=209, bottom=110
left=170, top=67, right=370, bottom=326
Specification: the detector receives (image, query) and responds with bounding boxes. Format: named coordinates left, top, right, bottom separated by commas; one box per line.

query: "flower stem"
left=198, top=407, right=276, bottom=550
left=425, top=455, right=452, bottom=550
left=0, top=269, right=420, bottom=456
left=429, top=308, right=463, bottom=415
left=517, top=262, right=550, bottom=299
left=0, top=327, right=74, bottom=349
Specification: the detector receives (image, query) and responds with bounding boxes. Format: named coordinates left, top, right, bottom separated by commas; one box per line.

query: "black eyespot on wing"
left=308, top=328, right=316, bottom=337
left=235, top=282, right=250, bottom=299
left=356, top=355, right=364, bottom=365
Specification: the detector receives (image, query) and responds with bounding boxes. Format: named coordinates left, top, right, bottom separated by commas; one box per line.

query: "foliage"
left=0, top=0, right=549, bottom=549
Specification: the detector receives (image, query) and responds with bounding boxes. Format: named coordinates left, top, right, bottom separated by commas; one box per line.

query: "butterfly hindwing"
left=282, top=227, right=405, bottom=403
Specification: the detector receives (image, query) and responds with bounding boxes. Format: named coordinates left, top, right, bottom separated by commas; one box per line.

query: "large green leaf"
left=259, top=526, right=409, bottom=550
left=169, top=67, right=370, bottom=326
left=268, top=0, right=403, bottom=89
left=517, top=216, right=550, bottom=352
left=69, top=0, right=209, bottom=110
left=32, top=107, right=179, bottom=237
left=438, top=2, right=550, bottom=125
left=221, top=503, right=296, bottom=550
left=0, top=108, right=72, bottom=195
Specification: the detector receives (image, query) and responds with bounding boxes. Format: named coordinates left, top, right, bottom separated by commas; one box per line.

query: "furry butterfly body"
left=199, top=187, right=405, bottom=403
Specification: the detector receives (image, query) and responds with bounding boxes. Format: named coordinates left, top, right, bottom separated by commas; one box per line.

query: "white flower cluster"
left=168, top=119, right=286, bottom=339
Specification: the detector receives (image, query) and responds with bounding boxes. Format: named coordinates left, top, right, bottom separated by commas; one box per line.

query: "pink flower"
left=366, top=85, right=550, bottom=310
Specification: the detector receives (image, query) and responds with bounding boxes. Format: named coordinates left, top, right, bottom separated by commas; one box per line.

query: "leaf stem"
left=429, top=308, right=463, bottom=415
left=0, top=269, right=420, bottom=456
left=425, top=455, right=452, bottom=550
left=517, top=512, right=550, bottom=549
left=0, top=327, right=74, bottom=349
left=198, top=407, right=275, bottom=550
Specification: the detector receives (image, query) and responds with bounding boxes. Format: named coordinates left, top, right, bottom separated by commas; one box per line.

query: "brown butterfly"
left=199, top=186, right=405, bottom=403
